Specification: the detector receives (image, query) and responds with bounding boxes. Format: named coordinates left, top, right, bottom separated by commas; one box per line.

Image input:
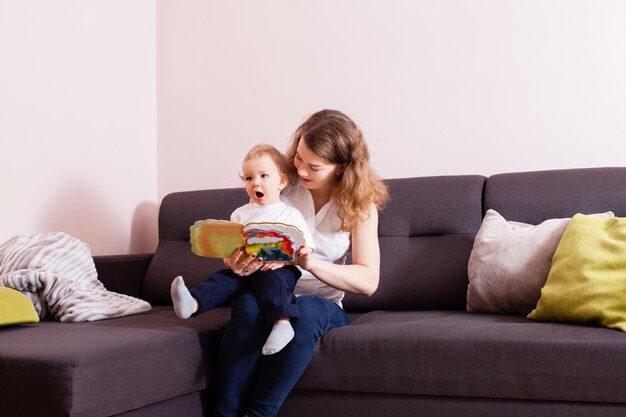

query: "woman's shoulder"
left=282, top=182, right=304, bottom=197
left=281, top=182, right=308, bottom=206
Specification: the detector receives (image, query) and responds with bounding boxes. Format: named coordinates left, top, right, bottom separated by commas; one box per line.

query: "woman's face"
left=294, top=140, right=340, bottom=191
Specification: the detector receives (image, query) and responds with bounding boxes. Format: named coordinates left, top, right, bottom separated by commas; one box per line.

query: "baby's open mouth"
left=255, top=191, right=265, bottom=198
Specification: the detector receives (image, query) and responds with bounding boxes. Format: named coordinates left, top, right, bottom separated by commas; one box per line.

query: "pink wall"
left=3, top=1, right=625, bottom=256
left=1, top=1, right=158, bottom=255
left=157, top=0, right=626, bottom=200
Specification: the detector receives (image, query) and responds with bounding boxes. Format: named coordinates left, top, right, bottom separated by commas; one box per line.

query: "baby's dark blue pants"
left=189, top=266, right=301, bottom=324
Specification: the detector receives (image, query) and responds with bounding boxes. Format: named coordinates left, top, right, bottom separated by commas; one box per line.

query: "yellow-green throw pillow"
left=0, top=287, right=39, bottom=327
left=528, top=214, right=626, bottom=331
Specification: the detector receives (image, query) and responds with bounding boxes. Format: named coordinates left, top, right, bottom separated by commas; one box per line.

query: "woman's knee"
left=293, top=295, right=348, bottom=335
left=295, top=294, right=328, bottom=316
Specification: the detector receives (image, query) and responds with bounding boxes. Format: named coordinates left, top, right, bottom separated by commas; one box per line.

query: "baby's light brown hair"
left=242, top=143, right=289, bottom=177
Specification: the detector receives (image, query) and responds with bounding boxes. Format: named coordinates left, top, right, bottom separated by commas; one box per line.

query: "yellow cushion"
left=528, top=214, right=626, bottom=331
left=0, top=287, right=39, bottom=327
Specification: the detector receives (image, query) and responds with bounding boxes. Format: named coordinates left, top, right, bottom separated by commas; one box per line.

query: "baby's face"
left=241, top=154, right=286, bottom=206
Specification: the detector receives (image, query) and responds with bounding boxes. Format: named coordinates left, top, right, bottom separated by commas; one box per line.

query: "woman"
left=215, top=109, right=389, bottom=417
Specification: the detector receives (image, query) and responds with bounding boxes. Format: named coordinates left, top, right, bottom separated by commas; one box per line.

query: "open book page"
left=190, top=219, right=305, bottom=261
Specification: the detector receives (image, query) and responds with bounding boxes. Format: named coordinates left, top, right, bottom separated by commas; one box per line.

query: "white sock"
left=170, top=276, right=197, bottom=319
left=262, top=321, right=295, bottom=355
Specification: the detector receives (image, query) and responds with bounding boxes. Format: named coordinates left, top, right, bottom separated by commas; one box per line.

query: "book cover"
left=190, top=219, right=305, bottom=261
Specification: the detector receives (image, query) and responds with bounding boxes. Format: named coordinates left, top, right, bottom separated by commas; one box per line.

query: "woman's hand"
left=226, top=248, right=264, bottom=276
left=294, top=245, right=316, bottom=271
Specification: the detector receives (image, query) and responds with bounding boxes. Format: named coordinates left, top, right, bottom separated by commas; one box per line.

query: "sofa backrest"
left=142, top=176, right=486, bottom=310
left=343, top=175, right=486, bottom=312
left=484, top=167, right=626, bottom=222
left=142, top=188, right=248, bottom=305
left=142, top=167, right=626, bottom=310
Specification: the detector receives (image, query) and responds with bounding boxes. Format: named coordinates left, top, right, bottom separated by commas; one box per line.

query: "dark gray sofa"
left=2, top=167, right=626, bottom=417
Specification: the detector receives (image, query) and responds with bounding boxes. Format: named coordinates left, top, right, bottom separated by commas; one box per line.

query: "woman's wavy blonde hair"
left=286, top=109, right=389, bottom=232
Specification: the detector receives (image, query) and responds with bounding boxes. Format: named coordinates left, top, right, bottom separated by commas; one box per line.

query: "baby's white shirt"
left=230, top=201, right=315, bottom=251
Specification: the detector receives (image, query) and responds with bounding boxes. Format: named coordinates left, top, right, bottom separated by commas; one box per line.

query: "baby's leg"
left=172, top=270, right=249, bottom=319
left=248, top=266, right=301, bottom=355
left=262, top=318, right=295, bottom=355
left=170, top=276, right=199, bottom=319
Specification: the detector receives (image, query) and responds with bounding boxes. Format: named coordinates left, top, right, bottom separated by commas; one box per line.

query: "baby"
left=171, top=144, right=313, bottom=355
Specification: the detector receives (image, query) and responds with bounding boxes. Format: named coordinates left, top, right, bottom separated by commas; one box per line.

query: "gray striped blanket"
left=0, top=232, right=151, bottom=322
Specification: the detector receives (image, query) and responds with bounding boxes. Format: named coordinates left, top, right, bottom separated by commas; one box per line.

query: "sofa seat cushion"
left=296, top=311, right=626, bottom=404
left=0, top=307, right=230, bottom=417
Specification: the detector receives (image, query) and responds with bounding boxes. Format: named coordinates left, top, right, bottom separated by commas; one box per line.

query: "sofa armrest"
left=94, top=253, right=153, bottom=298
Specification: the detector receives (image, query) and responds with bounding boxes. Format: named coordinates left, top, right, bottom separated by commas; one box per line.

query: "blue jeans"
left=215, top=290, right=350, bottom=417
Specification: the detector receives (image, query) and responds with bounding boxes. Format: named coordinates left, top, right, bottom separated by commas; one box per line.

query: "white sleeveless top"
left=281, top=183, right=351, bottom=307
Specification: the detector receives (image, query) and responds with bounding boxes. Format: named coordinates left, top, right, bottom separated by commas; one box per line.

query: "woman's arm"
left=297, top=204, right=381, bottom=296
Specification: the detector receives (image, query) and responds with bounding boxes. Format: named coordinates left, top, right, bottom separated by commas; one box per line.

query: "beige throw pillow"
left=467, top=209, right=613, bottom=314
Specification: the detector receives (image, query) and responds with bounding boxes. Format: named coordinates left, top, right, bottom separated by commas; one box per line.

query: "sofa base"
left=0, top=307, right=229, bottom=417
left=112, top=390, right=210, bottom=417
left=278, top=390, right=626, bottom=417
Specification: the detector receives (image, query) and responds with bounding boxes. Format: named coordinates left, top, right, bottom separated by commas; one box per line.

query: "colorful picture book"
left=190, top=219, right=305, bottom=261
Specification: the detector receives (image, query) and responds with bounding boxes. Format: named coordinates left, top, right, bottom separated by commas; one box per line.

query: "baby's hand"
left=258, top=245, right=315, bottom=272
left=260, top=260, right=290, bottom=271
